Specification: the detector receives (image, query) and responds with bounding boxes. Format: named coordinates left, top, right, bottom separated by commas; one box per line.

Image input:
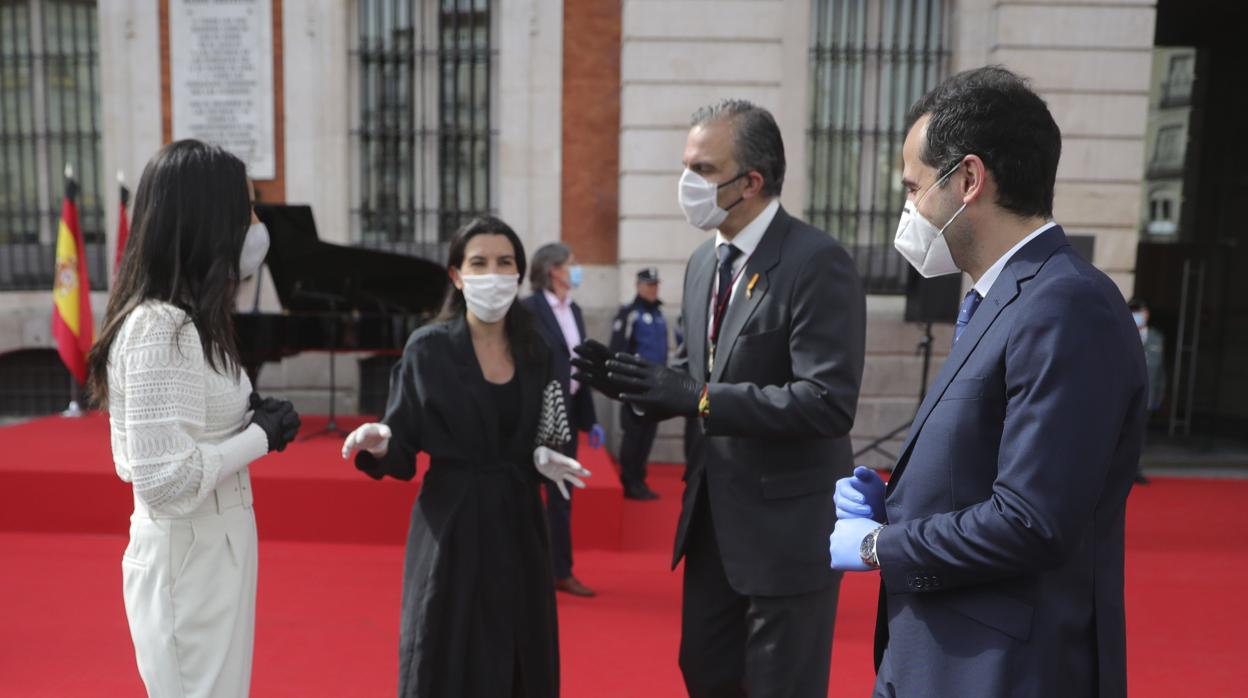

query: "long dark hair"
left=87, top=140, right=252, bottom=405
left=438, top=215, right=543, bottom=364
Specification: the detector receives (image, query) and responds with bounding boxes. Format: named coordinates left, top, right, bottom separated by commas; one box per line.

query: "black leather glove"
left=605, top=353, right=703, bottom=418
left=571, top=339, right=628, bottom=401
left=249, top=392, right=301, bottom=452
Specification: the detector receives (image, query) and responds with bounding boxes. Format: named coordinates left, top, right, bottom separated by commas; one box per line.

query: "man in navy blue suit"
left=829, top=66, right=1148, bottom=698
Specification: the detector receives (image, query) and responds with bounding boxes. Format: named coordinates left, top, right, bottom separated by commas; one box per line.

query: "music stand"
left=296, top=289, right=350, bottom=440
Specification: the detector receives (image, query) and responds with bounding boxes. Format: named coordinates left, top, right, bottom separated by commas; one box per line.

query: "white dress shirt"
left=543, top=289, right=582, bottom=394
left=972, top=221, right=1058, bottom=299
left=707, top=198, right=780, bottom=341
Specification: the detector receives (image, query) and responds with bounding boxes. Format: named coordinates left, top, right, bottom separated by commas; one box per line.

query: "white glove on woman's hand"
left=533, top=446, right=592, bottom=500
left=341, top=423, right=392, bottom=460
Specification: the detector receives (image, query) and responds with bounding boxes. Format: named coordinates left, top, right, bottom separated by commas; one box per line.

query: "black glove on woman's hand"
left=249, top=392, right=301, bottom=452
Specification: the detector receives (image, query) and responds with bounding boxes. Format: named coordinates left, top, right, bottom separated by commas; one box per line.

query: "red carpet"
left=1, top=415, right=1245, bottom=696
left=0, top=413, right=621, bottom=549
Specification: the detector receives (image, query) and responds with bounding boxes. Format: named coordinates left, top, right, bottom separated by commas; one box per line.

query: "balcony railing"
left=1160, top=76, right=1193, bottom=108
left=1148, top=158, right=1185, bottom=179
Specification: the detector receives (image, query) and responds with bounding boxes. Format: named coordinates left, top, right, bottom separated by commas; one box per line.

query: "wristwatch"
left=860, top=525, right=885, bottom=569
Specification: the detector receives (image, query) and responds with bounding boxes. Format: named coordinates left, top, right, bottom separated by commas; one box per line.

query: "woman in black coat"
left=341, top=216, right=590, bottom=697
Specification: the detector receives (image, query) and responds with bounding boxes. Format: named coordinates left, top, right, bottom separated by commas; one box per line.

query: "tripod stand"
left=854, top=322, right=935, bottom=463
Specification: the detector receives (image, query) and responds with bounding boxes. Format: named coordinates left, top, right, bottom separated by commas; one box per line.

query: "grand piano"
left=235, top=204, right=448, bottom=419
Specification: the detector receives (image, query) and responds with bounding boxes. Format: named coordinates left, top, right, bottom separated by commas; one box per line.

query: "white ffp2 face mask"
left=239, top=222, right=270, bottom=279
left=678, top=168, right=746, bottom=231
left=893, top=163, right=966, bottom=278
left=460, top=273, right=519, bottom=323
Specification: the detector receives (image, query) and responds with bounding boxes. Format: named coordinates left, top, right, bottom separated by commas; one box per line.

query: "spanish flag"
left=51, top=167, right=94, bottom=385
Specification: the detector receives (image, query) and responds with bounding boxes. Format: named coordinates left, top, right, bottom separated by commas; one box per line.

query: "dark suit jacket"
left=873, top=227, right=1147, bottom=698
left=672, top=205, right=866, bottom=597
left=522, top=293, right=598, bottom=448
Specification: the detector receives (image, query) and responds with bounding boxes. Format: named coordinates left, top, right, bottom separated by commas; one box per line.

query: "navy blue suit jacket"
left=521, top=293, right=598, bottom=446
left=873, top=227, right=1147, bottom=697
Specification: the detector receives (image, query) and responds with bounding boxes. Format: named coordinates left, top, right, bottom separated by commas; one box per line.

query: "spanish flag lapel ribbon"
left=746, top=273, right=761, bottom=299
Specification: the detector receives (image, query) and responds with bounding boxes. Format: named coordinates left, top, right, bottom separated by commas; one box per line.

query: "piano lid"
left=254, top=204, right=448, bottom=316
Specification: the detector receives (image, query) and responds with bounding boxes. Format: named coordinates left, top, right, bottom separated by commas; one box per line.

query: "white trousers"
left=122, top=470, right=258, bottom=698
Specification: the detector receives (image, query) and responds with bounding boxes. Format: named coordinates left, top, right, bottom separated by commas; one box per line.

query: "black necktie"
left=712, top=243, right=742, bottom=345
left=954, top=290, right=983, bottom=346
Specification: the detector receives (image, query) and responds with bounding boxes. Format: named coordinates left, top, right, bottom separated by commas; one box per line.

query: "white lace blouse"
left=108, top=301, right=268, bottom=515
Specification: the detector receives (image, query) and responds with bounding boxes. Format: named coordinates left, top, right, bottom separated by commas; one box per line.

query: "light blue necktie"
left=954, top=290, right=983, bottom=346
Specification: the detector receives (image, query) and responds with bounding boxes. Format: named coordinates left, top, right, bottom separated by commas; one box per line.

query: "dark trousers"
left=618, top=405, right=658, bottom=487
left=678, top=486, right=839, bottom=698
left=544, top=436, right=576, bottom=580
left=1137, top=409, right=1158, bottom=478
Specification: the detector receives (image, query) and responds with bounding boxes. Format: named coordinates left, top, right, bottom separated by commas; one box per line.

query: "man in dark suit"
left=523, top=243, right=603, bottom=597
left=575, top=100, right=866, bottom=697
left=830, top=67, right=1147, bottom=698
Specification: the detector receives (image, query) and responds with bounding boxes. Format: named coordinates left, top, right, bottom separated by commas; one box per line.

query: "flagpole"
left=60, top=162, right=85, bottom=418
left=63, top=381, right=84, bottom=418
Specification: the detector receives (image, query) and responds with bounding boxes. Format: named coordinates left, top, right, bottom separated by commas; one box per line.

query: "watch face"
left=860, top=531, right=874, bottom=560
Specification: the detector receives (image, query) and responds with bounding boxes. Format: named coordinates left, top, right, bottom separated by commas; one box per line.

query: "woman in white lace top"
left=87, top=140, right=300, bottom=698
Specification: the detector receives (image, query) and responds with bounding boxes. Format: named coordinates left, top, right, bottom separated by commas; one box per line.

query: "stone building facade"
left=0, top=0, right=1160, bottom=464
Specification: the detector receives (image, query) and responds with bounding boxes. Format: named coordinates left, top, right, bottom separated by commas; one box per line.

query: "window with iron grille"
left=0, top=0, right=104, bottom=291
left=807, top=0, right=949, bottom=294
left=351, top=0, right=496, bottom=261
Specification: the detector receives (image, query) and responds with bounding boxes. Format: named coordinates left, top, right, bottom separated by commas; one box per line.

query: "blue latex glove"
left=834, top=466, right=886, bottom=522
left=829, top=516, right=882, bottom=572
left=588, top=424, right=605, bottom=449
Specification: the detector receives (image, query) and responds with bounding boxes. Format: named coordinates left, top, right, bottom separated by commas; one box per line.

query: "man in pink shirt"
left=523, top=242, right=605, bottom=597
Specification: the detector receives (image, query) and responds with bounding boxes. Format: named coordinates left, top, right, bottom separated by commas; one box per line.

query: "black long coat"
left=355, top=314, right=570, bottom=698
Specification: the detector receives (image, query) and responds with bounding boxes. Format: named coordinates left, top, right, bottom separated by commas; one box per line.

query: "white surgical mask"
left=894, top=162, right=966, bottom=278
left=460, top=273, right=519, bottom=323
left=239, top=222, right=270, bottom=279
left=678, top=168, right=746, bottom=231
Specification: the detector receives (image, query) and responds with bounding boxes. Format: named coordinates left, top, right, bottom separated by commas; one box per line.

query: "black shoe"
left=555, top=576, right=596, bottom=597
left=624, top=483, right=659, bottom=501
left=1134, top=474, right=1150, bottom=485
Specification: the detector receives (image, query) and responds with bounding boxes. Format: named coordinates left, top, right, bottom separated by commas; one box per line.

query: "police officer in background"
left=609, top=268, right=667, bottom=500
left=1128, top=297, right=1165, bottom=485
